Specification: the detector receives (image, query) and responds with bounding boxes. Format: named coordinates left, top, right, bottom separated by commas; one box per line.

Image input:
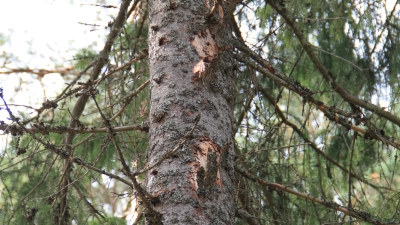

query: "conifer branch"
left=236, top=166, right=397, bottom=225
left=233, top=42, right=400, bottom=151
left=266, top=0, right=400, bottom=127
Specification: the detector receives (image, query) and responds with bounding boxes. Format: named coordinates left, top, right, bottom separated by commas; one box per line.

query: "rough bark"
left=147, top=0, right=236, bottom=224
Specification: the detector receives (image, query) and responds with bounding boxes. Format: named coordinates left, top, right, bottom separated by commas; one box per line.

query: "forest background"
left=0, top=0, right=400, bottom=224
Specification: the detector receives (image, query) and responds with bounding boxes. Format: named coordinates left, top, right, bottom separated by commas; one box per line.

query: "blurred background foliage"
left=1, top=0, right=399, bottom=224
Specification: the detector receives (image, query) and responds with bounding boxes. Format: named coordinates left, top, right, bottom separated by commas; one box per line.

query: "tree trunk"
left=147, top=0, right=237, bottom=224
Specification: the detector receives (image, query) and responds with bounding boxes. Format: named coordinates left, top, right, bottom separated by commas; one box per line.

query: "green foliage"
left=0, top=33, right=8, bottom=46
left=0, top=149, right=62, bottom=224
left=327, top=131, right=351, bottom=162
left=73, top=48, right=96, bottom=70
left=1, top=2, right=150, bottom=224
left=89, top=217, right=126, bottom=225
left=234, top=0, right=400, bottom=224
left=1, top=0, right=400, bottom=224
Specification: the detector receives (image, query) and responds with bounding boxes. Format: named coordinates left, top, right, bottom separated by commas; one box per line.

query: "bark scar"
left=189, top=136, right=223, bottom=197
left=190, top=28, right=219, bottom=79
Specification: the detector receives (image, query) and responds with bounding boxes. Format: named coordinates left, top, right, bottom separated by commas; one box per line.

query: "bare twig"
left=71, top=181, right=105, bottom=219
left=59, top=1, right=134, bottom=223
left=90, top=84, right=162, bottom=219
left=133, top=114, right=201, bottom=176
left=3, top=122, right=149, bottom=135
left=0, top=67, right=74, bottom=77
left=266, top=0, right=400, bottom=127
left=233, top=43, right=400, bottom=151
left=110, top=79, right=150, bottom=121
left=6, top=154, right=58, bottom=224
left=236, top=167, right=397, bottom=225
left=236, top=208, right=262, bottom=225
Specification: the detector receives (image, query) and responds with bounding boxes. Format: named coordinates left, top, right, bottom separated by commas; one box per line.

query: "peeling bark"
left=147, top=0, right=236, bottom=224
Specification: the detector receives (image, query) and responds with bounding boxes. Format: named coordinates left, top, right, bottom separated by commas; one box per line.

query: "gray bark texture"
left=147, top=0, right=237, bottom=224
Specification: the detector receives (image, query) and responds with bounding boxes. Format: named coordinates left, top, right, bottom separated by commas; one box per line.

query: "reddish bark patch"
left=188, top=136, right=223, bottom=194
left=182, top=110, right=194, bottom=117
left=190, top=28, right=219, bottom=79
left=196, top=136, right=219, bottom=170
left=153, top=188, right=171, bottom=198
